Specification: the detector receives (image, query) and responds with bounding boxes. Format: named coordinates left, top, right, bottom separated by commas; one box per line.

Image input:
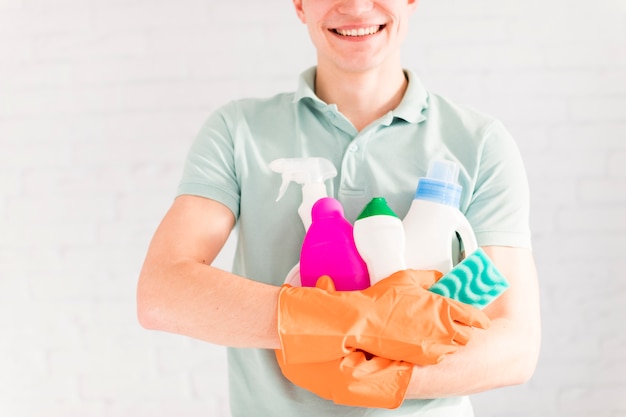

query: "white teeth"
left=335, top=25, right=381, bottom=37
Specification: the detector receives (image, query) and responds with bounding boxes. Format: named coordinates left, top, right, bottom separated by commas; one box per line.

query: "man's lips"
left=330, top=24, right=386, bottom=37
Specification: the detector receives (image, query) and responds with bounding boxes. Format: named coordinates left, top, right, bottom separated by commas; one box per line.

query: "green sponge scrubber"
left=428, top=248, right=509, bottom=309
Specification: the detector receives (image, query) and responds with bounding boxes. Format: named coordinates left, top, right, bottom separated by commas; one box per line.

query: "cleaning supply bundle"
left=271, top=156, right=509, bottom=308
left=271, top=156, right=508, bottom=409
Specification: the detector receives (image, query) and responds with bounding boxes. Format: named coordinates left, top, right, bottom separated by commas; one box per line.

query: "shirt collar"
left=293, top=66, right=323, bottom=106
left=293, top=66, right=429, bottom=124
left=393, top=69, right=429, bottom=124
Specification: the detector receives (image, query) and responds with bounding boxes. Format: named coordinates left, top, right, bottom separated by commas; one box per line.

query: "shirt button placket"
left=339, top=133, right=372, bottom=221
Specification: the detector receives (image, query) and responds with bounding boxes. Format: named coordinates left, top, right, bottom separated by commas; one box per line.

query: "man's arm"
left=136, top=194, right=282, bottom=349
left=405, top=246, right=541, bottom=398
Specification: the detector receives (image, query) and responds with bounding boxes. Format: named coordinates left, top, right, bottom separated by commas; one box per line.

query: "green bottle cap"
left=356, top=197, right=399, bottom=220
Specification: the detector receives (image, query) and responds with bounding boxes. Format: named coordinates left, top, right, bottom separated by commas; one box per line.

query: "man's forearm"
left=137, top=196, right=283, bottom=350
left=137, top=260, right=282, bottom=350
left=404, top=316, right=540, bottom=399
left=405, top=246, right=541, bottom=399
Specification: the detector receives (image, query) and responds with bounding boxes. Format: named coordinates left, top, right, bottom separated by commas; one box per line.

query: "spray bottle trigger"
left=269, top=158, right=288, bottom=201
left=276, top=177, right=290, bottom=202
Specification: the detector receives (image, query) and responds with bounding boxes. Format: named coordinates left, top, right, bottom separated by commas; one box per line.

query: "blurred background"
left=1, top=0, right=625, bottom=416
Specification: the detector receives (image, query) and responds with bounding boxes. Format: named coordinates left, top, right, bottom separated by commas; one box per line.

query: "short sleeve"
left=465, top=121, right=532, bottom=249
left=176, top=105, right=241, bottom=219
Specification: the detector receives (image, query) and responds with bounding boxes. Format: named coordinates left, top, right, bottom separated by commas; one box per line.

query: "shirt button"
left=348, top=144, right=359, bottom=152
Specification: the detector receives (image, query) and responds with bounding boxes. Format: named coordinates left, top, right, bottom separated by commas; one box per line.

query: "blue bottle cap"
left=414, top=160, right=462, bottom=208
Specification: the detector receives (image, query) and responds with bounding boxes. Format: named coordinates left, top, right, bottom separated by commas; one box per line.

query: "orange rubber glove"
left=275, top=349, right=413, bottom=409
left=275, top=277, right=413, bottom=409
left=277, top=270, right=490, bottom=366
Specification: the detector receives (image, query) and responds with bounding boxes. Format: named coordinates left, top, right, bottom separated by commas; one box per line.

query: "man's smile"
left=330, top=24, right=386, bottom=37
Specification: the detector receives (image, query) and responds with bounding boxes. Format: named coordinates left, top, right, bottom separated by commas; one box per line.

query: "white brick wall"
left=1, top=0, right=624, bottom=416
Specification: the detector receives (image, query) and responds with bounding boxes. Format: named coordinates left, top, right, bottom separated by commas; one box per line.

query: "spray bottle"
left=403, top=159, right=478, bottom=274
left=269, top=157, right=337, bottom=231
left=270, top=157, right=337, bottom=287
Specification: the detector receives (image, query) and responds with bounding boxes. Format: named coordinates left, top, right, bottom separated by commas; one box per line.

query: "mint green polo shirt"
left=177, top=67, right=531, bottom=416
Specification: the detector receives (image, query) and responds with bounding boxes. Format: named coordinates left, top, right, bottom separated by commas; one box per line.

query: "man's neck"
left=315, top=64, right=408, bottom=132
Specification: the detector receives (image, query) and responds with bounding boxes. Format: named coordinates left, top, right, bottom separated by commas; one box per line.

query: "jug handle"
left=455, top=213, right=478, bottom=260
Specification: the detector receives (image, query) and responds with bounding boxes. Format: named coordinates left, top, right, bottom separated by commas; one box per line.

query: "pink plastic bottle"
left=299, top=197, right=370, bottom=291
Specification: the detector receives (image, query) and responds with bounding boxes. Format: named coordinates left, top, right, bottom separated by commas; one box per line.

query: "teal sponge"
left=429, top=248, right=509, bottom=309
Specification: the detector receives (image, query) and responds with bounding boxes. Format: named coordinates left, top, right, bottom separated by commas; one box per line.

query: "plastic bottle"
left=269, top=157, right=337, bottom=231
left=403, top=159, right=478, bottom=274
left=353, top=197, right=406, bottom=285
left=300, top=197, right=370, bottom=291
left=270, top=157, right=337, bottom=287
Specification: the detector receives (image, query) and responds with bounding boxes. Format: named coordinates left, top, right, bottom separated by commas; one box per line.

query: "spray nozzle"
left=269, top=157, right=337, bottom=201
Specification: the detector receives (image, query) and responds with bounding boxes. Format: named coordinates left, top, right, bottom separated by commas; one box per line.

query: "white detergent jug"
left=403, top=160, right=478, bottom=274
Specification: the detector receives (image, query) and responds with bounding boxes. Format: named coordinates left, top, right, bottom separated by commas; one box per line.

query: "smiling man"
left=136, top=0, right=541, bottom=416
left=296, top=0, right=415, bottom=131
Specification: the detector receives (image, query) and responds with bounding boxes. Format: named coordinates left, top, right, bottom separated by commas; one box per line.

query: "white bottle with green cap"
left=403, top=159, right=478, bottom=274
left=353, top=197, right=407, bottom=285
